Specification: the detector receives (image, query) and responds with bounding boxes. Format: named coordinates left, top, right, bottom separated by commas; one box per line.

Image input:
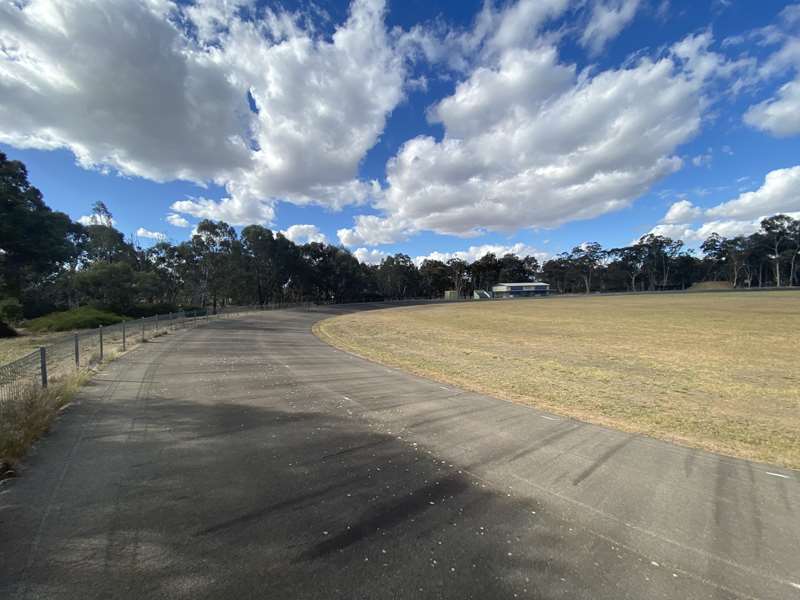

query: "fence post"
left=155, top=313, right=159, bottom=334
left=40, top=347, right=48, bottom=388
left=122, top=321, right=126, bottom=351
left=99, top=325, right=104, bottom=361
left=142, top=318, right=146, bottom=342
left=74, top=333, right=79, bottom=369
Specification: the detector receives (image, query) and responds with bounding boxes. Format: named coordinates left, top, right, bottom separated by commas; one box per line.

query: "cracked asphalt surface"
left=1, top=306, right=798, bottom=599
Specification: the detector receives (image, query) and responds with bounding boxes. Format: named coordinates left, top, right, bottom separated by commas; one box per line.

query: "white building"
left=491, top=282, right=550, bottom=298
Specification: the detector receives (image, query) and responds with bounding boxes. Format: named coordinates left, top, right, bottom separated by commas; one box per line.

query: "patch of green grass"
left=24, top=306, right=124, bottom=333
left=315, top=291, right=800, bottom=469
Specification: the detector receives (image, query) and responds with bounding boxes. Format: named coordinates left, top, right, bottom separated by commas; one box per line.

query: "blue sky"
left=2, top=0, right=800, bottom=264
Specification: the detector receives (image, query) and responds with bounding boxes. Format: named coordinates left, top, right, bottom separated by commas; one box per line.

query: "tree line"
left=1, top=152, right=798, bottom=328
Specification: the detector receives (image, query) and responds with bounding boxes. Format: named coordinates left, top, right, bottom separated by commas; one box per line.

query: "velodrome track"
left=1, top=306, right=798, bottom=599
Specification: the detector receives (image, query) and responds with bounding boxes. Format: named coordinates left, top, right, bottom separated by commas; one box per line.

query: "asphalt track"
left=1, top=306, right=798, bottom=599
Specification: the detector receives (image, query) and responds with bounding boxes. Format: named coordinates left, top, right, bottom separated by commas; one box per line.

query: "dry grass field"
left=0, top=331, right=72, bottom=365
left=315, top=292, right=800, bottom=469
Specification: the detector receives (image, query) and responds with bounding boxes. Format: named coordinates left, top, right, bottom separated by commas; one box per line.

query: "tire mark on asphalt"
left=100, top=334, right=182, bottom=590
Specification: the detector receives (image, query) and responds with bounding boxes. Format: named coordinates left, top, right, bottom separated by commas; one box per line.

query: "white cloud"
left=365, top=35, right=714, bottom=241
left=352, top=247, right=388, bottom=265
left=166, top=213, right=190, bottom=228
left=340, top=22, right=751, bottom=246
left=580, top=0, right=640, bottom=56
left=705, top=165, right=800, bottom=219
left=354, top=241, right=549, bottom=266
left=399, top=0, right=570, bottom=73
left=280, top=224, right=327, bottom=245
left=0, top=0, right=250, bottom=183
left=782, top=4, right=800, bottom=27
left=744, top=79, right=800, bottom=136
left=77, top=214, right=115, bottom=227
left=741, top=12, right=800, bottom=137
left=170, top=196, right=275, bottom=226
left=692, top=151, right=712, bottom=167
left=0, top=0, right=404, bottom=219
left=337, top=215, right=412, bottom=247
left=135, top=227, right=167, bottom=241
left=649, top=220, right=760, bottom=242
left=663, top=199, right=701, bottom=223
left=647, top=165, right=800, bottom=242
left=413, top=243, right=548, bottom=266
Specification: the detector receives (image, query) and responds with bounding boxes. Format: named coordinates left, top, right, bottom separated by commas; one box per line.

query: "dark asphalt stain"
left=196, top=476, right=367, bottom=537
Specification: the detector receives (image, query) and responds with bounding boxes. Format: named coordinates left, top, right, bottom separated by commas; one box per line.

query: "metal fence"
left=0, top=301, right=321, bottom=412
left=0, top=298, right=426, bottom=417
left=0, top=310, right=214, bottom=409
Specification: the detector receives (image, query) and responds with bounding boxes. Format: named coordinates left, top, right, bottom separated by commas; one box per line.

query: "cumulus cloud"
left=353, top=241, right=548, bottom=266
left=135, top=227, right=167, bottom=241
left=742, top=10, right=800, bottom=137
left=77, top=214, right=115, bottom=227
left=337, top=17, right=751, bottom=248
left=744, top=79, right=800, bottom=136
left=337, top=215, right=412, bottom=247
left=413, top=243, right=548, bottom=266
left=705, top=165, right=800, bottom=219
left=170, top=196, right=275, bottom=226
left=649, top=220, right=761, bottom=242
left=0, top=0, right=250, bottom=183
left=280, top=224, right=327, bottom=245
left=166, top=213, right=190, bottom=228
left=663, top=199, right=702, bottom=223
left=580, top=0, right=640, bottom=56
left=352, top=247, right=389, bottom=265
left=647, top=165, right=800, bottom=241
left=0, top=0, right=404, bottom=223
left=355, top=29, right=728, bottom=243
left=400, top=0, right=570, bottom=73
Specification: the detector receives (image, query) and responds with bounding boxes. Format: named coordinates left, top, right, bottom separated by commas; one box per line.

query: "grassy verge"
left=0, top=316, right=189, bottom=477
left=314, top=291, right=800, bottom=469
left=0, top=331, right=75, bottom=364
left=0, top=371, right=89, bottom=477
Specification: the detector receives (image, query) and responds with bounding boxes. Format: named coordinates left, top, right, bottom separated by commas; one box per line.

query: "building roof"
left=495, top=282, right=549, bottom=286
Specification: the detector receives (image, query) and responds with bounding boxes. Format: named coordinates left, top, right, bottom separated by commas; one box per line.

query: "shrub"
left=24, top=306, right=124, bottom=332
left=0, top=297, right=23, bottom=323
left=0, top=320, right=18, bottom=338
left=123, top=303, right=180, bottom=318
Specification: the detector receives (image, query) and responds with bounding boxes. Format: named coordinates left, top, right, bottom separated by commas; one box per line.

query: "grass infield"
left=314, top=291, right=800, bottom=469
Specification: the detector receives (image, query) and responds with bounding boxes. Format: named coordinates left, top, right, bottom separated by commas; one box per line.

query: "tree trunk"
left=774, top=258, right=781, bottom=287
